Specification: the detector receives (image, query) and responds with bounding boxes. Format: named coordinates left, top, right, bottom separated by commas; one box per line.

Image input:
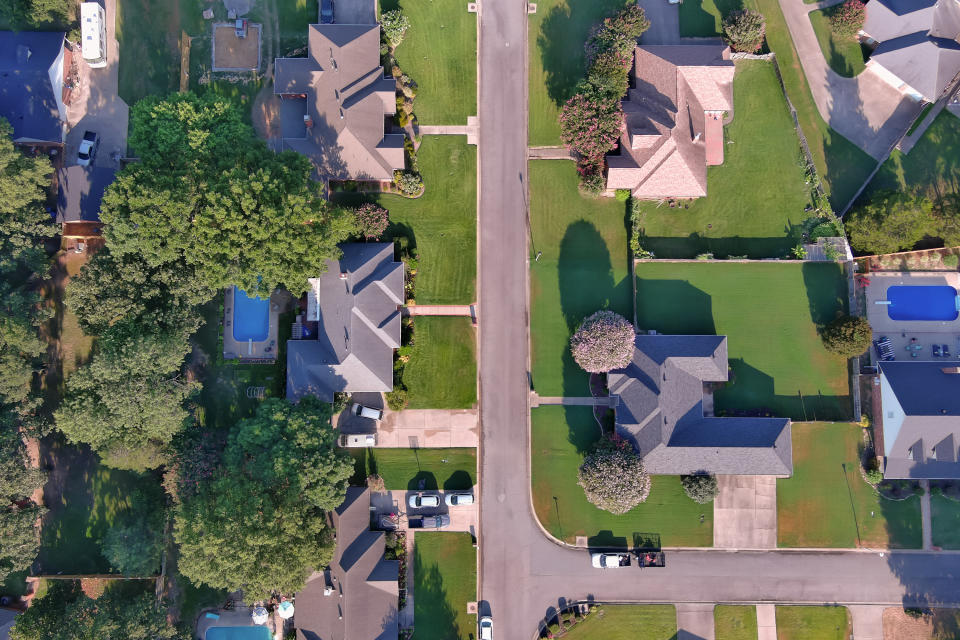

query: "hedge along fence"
left=855, top=245, right=960, bottom=273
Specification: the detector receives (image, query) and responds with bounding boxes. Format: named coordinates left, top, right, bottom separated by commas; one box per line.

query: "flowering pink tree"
left=578, top=436, right=650, bottom=513
left=570, top=310, right=635, bottom=373
left=354, top=203, right=390, bottom=240
left=830, top=0, right=865, bottom=37
left=559, top=90, right=623, bottom=164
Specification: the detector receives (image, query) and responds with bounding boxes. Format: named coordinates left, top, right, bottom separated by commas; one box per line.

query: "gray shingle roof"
left=274, top=22, right=404, bottom=181
left=609, top=334, right=792, bottom=476
left=295, top=488, right=398, bottom=640
left=286, top=243, right=403, bottom=402
left=863, top=0, right=960, bottom=101
left=0, top=31, right=66, bottom=144
left=879, top=361, right=960, bottom=478
left=56, top=166, right=115, bottom=223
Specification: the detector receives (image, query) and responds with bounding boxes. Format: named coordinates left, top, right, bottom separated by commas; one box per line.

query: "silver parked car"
left=408, top=492, right=441, bottom=509
left=445, top=492, right=475, bottom=507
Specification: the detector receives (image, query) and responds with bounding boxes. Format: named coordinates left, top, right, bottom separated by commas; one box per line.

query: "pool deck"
left=865, top=272, right=960, bottom=363
left=195, top=606, right=287, bottom=640
left=223, top=288, right=293, bottom=362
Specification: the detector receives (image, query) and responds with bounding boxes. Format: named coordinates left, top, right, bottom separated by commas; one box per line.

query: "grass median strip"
left=776, top=605, right=850, bottom=640
left=716, top=605, right=759, bottom=640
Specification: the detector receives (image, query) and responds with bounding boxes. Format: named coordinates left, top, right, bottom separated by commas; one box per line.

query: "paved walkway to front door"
left=713, top=475, right=777, bottom=549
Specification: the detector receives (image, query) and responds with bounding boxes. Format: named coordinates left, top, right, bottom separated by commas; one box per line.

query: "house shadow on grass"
left=635, top=278, right=715, bottom=335
left=717, top=358, right=851, bottom=421
left=413, top=545, right=466, bottom=640
left=443, top=470, right=474, bottom=491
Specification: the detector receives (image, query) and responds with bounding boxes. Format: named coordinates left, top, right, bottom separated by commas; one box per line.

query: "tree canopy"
left=846, top=191, right=935, bottom=255
left=820, top=315, right=872, bottom=358
left=101, top=93, right=353, bottom=295
left=577, top=436, right=650, bottom=514
left=570, top=310, right=635, bottom=373
left=175, top=397, right=354, bottom=597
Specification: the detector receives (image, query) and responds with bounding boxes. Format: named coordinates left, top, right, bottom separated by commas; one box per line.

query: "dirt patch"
left=883, top=607, right=960, bottom=640
left=252, top=73, right=282, bottom=145
left=213, top=23, right=261, bottom=70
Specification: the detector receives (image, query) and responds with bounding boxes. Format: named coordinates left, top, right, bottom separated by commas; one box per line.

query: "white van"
left=339, top=433, right=376, bottom=448
left=80, top=2, right=107, bottom=69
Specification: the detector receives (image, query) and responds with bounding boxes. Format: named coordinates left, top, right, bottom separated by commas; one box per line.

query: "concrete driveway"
left=372, top=489, right=478, bottom=535
left=65, top=0, right=128, bottom=168
left=637, top=0, right=682, bottom=45
left=777, top=0, right=921, bottom=160
left=336, top=394, right=479, bottom=447
left=334, top=0, right=375, bottom=25
left=713, top=475, right=778, bottom=549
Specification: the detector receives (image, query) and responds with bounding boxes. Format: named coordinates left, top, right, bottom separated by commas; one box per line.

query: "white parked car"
left=408, top=492, right=441, bottom=509
left=591, top=552, right=630, bottom=568
left=479, top=616, right=493, bottom=640
left=77, top=131, right=99, bottom=166
left=445, top=492, right=474, bottom=507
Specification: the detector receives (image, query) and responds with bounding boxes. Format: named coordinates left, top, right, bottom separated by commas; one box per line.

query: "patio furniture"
left=205, top=613, right=220, bottom=620
left=934, top=344, right=942, bottom=357
left=944, top=344, right=951, bottom=358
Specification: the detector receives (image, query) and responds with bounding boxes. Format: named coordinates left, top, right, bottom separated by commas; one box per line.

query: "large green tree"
left=54, top=318, right=199, bottom=470
left=0, top=504, right=44, bottom=583
left=846, top=191, right=935, bottom=254
left=9, top=581, right=175, bottom=640
left=0, top=411, right=45, bottom=503
left=101, top=93, right=353, bottom=294
left=175, top=397, right=353, bottom=597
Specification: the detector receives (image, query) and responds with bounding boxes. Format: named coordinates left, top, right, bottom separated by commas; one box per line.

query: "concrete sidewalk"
left=757, top=605, right=777, bottom=640
left=849, top=605, right=884, bottom=640
left=677, top=603, right=715, bottom=640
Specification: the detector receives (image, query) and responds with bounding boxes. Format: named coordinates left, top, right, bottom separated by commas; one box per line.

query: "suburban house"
left=606, top=44, right=735, bottom=200
left=876, top=362, right=960, bottom=478
left=286, top=243, right=403, bottom=402
left=295, top=487, right=399, bottom=640
left=608, top=334, right=793, bottom=476
left=860, top=0, right=960, bottom=102
left=273, top=3, right=404, bottom=183
left=0, top=31, right=70, bottom=146
left=56, top=165, right=114, bottom=238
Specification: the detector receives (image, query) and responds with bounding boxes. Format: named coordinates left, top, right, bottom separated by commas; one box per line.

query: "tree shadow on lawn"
left=444, top=470, right=474, bottom=491
left=413, top=545, right=464, bottom=640
left=801, top=262, right=848, bottom=327
left=635, top=278, right=716, bottom=335
left=641, top=234, right=797, bottom=260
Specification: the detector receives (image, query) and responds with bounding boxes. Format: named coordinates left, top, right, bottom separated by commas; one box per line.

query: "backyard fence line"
left=31, top=574, right=161, bottom=580
left=633, top=258, right=830, bottom=264
left=853, top=244, right=960, bottom=262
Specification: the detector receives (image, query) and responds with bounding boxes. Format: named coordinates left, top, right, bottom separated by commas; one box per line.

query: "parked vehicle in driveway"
left=445, top=492, right=474, bottom=506
left=408, top=492, right=441, bottom=509
left=479, top=616, right=493, bottom=640
left=591, top=552, right=631, bottom=568
left=352, top=403, right=383, bottom=420
left=320, top=0, right=335, bottom=23
left=338, top=433, right=376, bottom=448
left=80, top=2, right=107, bottom=69
left=235, top=19, right=248, bottom=38
left=77, top=131, right=99, bottom=166
left=408, top=514, right=450, bottom=529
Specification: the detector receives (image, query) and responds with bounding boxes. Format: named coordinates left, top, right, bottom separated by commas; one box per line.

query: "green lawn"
left=809, top=9, right=865, bottom=78
left=382, top=0, right=476, bottom=124
left=531, top=406, right=713, bottom=547
left=778, top=423, right=921, bottom=548
left=559, top=605, right=677, bottom=640
left=37, top=438, right=164, bottom=574
left=776, top=606, right=850, bottom=640
left=751, top=0, right=876, bottom=211
left=332, top=136, right=476, bottom=305
left=350, top=448, right=476, bottom=490
left=528, top=0, right=634, bottom=145
left=716, top=606, right=758, bottom=640
left=414, top=532, right=477, bottom=640
left=405, top=317, right=477, bottom=409
left=931, top=495, right=960, bottom=549
left=633, top=61, right=813, bottom=259
left=863, top=111, right=960, bottom=203
left=529, top=160, right=631, bottom=397
left=678, top=0, right=745, bottom=37
left=635, top=262, right=850, bottom=420
left=117, top=0, right=204, bottom=103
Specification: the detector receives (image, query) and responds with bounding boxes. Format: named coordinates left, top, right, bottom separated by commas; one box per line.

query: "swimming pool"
left=887, top=285, right=960, bottom=321
left=233, top=286, right=270, bottom=342
left=205, top=627, right=271, bottom=640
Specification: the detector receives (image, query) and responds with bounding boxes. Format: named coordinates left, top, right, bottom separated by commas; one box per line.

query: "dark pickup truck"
left=407, top=514, right=451, bottom=529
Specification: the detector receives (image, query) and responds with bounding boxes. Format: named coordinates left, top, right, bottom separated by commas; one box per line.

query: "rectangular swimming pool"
left=233, top=286, right=270, bottom=342
left=887, top=285, right=959, bottom=321
left=205, top=627, right=271, bottom=640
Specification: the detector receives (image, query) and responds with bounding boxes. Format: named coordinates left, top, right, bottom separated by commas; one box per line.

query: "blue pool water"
left=205, top=627, right=271, bottom=640
left=887, top=285, right=959, bottom=321
left=232, top=286, right=270, bottom=342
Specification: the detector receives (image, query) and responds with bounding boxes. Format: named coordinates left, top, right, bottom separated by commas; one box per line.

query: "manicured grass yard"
left=808, top=9, right=865, bottom=78
left=382, top=0, right=476, bottom=124
left=528, top=0, right=634, bottom=145
left=931, top=495, right=960, bottom=549
left=414, top=532, right=477, bottom=640
left=776, top=606, right=850, bottom=640
left=633, top=61, right=813, bottom=259
left=778, top=423, right=921, bottom=548
left=332, top=136, right=476, bottom=305
left=863, top=111, right=960, bottom=203
left=37, top=438, right=164, bottom=574
left=350, top=448, right=476, bottom=490
left=529, top=160, right=631, bottom=398
left=559, top=605, right=677, bottom=640
left=635, top=262, right=850, bottom=420
left=405, top=317, right=477, bottom=410
left=678, top=0, right=743, bottom=37
left=716, top=605, right=758, bottom=640
left=531, top=406, right=713, bottom=547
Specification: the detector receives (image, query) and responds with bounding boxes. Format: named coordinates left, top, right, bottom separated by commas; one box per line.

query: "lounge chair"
left=934, top=344, right=942, bottom=357
left=944, top=344, right=951, bottom=358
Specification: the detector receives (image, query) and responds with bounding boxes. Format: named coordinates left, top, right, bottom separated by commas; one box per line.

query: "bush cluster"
left=577, top=436, right=650, bottom=514
left=353, top=203, right=390, bottom=240
left=820, top=315, right=872, bottom=358
left=681, top=473, right=719, bottom=504
left=846, top=190, right=960, bottom=255
left=830, top=0, right=866, bottom=38
left=722, top=10, right=766, bottom=53
left=559, top=5, right=650, bottom=191
left=394, top=170, right=424, bottom=196
left=570, top=310, right=635, bottom=373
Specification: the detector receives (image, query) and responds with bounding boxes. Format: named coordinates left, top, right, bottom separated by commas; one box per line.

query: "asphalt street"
left=476, top=2, right=960, bottom=638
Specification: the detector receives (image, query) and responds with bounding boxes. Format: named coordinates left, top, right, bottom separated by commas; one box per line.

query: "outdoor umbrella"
left=278, top=601, right=294, bottom=619
left=252, top=606, right=269, bottom=625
